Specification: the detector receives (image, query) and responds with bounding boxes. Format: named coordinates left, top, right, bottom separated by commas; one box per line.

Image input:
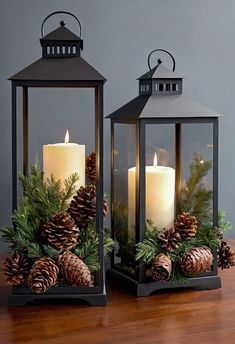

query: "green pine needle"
left=181, top=152, right=213, bottom=226
left=135, top=238, right=160, bottom=263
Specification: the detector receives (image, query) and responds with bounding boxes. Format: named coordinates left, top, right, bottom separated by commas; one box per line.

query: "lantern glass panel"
left=180, top=123, right=213, bottom=226
left=113, top=122, right=136, bottom=275
left=145, top=124, right=175, bottom=231
left=17, top=87, right=102, bottom=289
left=28, top=88, right=95, bottom=170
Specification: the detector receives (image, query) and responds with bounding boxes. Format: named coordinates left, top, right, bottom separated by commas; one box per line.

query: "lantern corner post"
left=110, top=119, right=115, bottom=268
left=135, top=119, right=146, bottom=283
left=175, top=122, right=182, bottom=216
left=11, top=80, right=17, bottom=211
left=22, top=86, right=29, bottom=177
left=213, top=117, right=219, bottom=229
left=95, top=81, right=106, bottom=298
left=212, top=117, right=219, bottom=274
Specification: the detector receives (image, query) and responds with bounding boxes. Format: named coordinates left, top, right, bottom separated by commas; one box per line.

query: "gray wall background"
left=1, top=0, right=235, bottom=251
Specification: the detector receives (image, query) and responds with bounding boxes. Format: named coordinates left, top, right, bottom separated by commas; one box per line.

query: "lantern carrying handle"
left=147, top=49, right=176, bottom=72
left=41, top=11, right=82, bottom=38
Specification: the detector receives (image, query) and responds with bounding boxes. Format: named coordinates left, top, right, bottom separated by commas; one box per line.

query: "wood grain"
left=0, top=241, right=235, bottom=344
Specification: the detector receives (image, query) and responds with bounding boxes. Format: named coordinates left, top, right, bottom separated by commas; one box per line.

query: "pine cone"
left=28, top=257, right=59, bottom=293
left=151, top=253, right=172, bottom=281
left=57, top=251, right=92, bottom=287
left=86, top=152, right=96, bottom=181
left=157, top=228, right=181, bottom=252
left=40, top=212, right=79, bottom=250
left=180, top=246, right=213, bottom=275
left=175, top=212, right=197, bottom=240
left=68, top=185, right=109, bottom=227
left=3, top=252, right=30, bottom=286
left=218, top=240, right=235, bottom=269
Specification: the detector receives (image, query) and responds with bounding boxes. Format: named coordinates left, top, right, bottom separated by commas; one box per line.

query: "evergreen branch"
left=104, top=233, right=114, bottom=255
left=181, top=152, right=213, bottom=226
left=27, top=242, right=43, bottom=259
left=0, top=226, right=16, bottom=244
left=43, top=245, right=61, bottom=258
left=170, top=265, right=189, bottom=284
left=135, top=238, right=160, bottom=263
left=61, top=173, right=79, bottom=209
left=218, top=210, right=232, bottom=233
left=145, top=220, right=159, bottom=240
left=74, top=222, right=100, bottom=272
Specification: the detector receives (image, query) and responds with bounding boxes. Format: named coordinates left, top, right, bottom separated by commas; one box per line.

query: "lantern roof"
left=41, top=25, right=81, bottom=41
left=9, top=12, right=106, bottom=82
left=107, top=94, right=221, bottom=119
left=138, top=64, right=183, bottom=80
left=9, top=57, right=106, bottom=81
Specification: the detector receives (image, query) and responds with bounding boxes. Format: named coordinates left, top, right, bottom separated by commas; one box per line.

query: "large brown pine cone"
left=57, top=251, right=92, bottom=287
left=68, top=185, right=109, bottom=227
left=3, top=252, right=30, bottom=286
left=40, top=212, right=79, bottom=250
left=157, top=228, right=181, bottom=252
left=175, top=212, right=197, bottom=240
left=218, top=240, right=235, bottom=269
left=151, top=253, right=172, bottom=281
left=28, top=257, right=59, bottom=293
left=180, top=246, right=213, bottom=275
left=86, top=152, right=96, bottom=181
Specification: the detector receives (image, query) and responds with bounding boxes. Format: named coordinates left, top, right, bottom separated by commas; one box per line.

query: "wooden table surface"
left=0, top=246, right=235, bottom=344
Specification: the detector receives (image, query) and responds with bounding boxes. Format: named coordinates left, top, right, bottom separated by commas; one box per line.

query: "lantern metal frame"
left=9, top=11, right=106, bottom=306
left=108, top=50, right=221, bottom=297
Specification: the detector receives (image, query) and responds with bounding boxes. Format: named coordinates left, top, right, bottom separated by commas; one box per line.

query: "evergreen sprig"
left=217, top=210, right=232, bottom=233
left=73, top=221, right=114, bottom=273
left=181, top=152, right=213, bottom=226
left=0, top=165, right=78, bottom=259
left=136, top=238, right=161, bottom=263
left=18, top=165, right=79, bottom=222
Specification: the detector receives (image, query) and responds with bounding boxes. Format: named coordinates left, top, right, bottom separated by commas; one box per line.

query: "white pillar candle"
left=43, top=130, right=85, bottom=192
left=128, top=153, right=175, bottom=231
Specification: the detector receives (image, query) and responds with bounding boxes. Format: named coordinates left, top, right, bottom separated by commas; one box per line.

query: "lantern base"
left=108, top=268, right=221, bottom=297
left=8, top=284, right=107, bottom=307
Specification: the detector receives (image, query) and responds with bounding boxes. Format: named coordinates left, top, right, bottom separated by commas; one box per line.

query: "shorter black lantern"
left=107, top=49, right=221, bottom=297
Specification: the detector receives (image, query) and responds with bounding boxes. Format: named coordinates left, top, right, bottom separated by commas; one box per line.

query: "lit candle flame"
left=65, top=130, right=69, bottom=144
left=153, top=152, right=158, bottom=167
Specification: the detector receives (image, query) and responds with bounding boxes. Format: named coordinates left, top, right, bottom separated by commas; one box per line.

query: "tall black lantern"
left=9, top=12, right=106, bottom=306
left=107, top=49, right=221, bottom=297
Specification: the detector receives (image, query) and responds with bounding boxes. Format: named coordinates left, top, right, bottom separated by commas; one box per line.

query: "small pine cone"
left=3, top=252, right=30, bottom=286
left=68, top=185, right=109, bottom=227
left=218, top=241, right=235, bottom=269
left=175, top=212, right=197, bottom=240
left=151, top=253, right=172, bottom=281
left=57, top=251, right=92, bottom=287
left=86, top=152, right=96, bottom=181
left=28, top=257, right=59, bottom=293
left=40, top=212, right=79, bottom=250
left=157, top=228, right=181, bottom=252
left=180, top=246, right=213, bottom=275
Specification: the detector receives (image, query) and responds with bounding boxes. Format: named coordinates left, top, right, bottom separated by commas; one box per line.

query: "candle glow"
left=43, top=130, right=85, bottom=195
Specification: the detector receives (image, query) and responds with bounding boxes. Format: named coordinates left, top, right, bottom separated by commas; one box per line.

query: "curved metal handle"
left=147, top=49, right=176, bottom=72
left=41, top=11, right=82, bottom=38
